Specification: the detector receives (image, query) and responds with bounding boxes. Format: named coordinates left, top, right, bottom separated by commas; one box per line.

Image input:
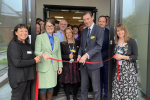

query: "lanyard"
left=59, top=30, right=64, bottom=40
left=118, top=39, right=124, bottom=51
left=68, top=41, right=74, bottom=53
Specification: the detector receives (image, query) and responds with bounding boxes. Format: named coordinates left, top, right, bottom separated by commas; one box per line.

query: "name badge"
left=27, top=51, right=32, bottom=54
left=117, top=50, right=123, bottom=54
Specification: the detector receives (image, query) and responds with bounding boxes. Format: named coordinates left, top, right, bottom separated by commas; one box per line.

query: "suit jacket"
left=34, top=33, right=63, bottom=72
left=101, top=28, right=109, bottom=65
left=78, top=24, right=104, bottom=70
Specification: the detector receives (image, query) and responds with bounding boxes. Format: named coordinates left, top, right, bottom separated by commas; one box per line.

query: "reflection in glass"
left=0, top=0, right=22, bottom=99
left=122, top=0, right=150, bottom=99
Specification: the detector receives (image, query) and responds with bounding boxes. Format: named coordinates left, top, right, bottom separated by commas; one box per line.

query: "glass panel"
left=122, top=0, right=150, bottom=99
left=0, top=0, right=22, bottom=99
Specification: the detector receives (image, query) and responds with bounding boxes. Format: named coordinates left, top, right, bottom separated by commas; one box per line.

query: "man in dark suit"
left=98, top=16, right=109, bottom=100
left=77, top=12, right=104, bottom=100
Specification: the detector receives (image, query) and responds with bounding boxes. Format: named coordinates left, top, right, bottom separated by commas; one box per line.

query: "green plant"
left=0, top=58, right=8, bottom=65
left=0, top=47, right=7, bottom=50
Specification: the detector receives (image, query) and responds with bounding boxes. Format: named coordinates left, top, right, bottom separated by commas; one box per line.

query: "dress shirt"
left=47, top=33, right=54, bottom=50
left=86, top=22, right=95, bottom=59
left=78, top=23, right=95, bottom=59
left=107, top=26, right=109, bottom=30
left=47, top=33, right=54, bottom=62
left=54, top=30, right=65, bottom=42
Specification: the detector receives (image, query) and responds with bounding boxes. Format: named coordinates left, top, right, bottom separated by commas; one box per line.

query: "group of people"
left=7, top=11, right=138, bottom=100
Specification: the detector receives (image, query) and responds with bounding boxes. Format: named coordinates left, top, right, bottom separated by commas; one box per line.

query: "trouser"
left=100, top=64, right=108, bottom=100
left=11, top=80, right=31, bottom=100
left=80, top=65, right=100, bottom=100
left=64, top=83, right=79, bottom=100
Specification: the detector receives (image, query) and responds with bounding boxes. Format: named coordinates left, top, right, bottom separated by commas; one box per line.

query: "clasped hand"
left=77, top=54, right=88, bottom=65
left=114, top=54, right=124, bottom=60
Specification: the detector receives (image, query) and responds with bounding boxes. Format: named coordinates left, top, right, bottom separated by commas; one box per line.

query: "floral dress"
left=112, top=44, right=138, bottom=100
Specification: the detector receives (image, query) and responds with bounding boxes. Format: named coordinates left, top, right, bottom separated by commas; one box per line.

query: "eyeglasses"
left=60, top=24, right=67, bottom=26
left=46, top=25, right=54, bottom=28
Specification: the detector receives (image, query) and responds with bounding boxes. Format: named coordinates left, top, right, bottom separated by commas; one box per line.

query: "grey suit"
left=78, top=24, right=104, bottom=100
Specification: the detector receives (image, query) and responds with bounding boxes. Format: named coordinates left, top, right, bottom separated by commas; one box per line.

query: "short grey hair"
left=59, top=19, right=68, bottom=26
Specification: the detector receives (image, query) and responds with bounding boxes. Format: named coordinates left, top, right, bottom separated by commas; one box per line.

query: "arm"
left=129, top=39, right=138, bottom=62
left=86, top=27, right=104, bottom=58
left=34, top=35, right=43, bottom=56
left=57, top=38, right=63, bottom=68
left=10, top=42, right=36, bottom=67
left=114, top=39, right=138, bottom=61
left=60, top=42, right=70, bottom=60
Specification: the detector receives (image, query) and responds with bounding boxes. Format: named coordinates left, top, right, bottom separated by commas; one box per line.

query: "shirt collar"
left=89, top=22, right=94, bottom=30
left=47, top=33, right=53, bottom=38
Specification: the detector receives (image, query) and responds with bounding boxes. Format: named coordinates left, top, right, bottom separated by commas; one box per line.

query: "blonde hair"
left=62, top=27, right=75, bottom=44
left=114, top=23, right=130, bottom=44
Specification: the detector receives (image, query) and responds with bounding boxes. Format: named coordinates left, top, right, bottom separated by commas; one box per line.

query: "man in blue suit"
left=98, top=16, right=109, bottom=100
left=77, top=12, right=104, bottom=100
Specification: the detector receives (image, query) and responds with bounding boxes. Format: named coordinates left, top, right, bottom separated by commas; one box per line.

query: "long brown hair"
left=114, top=23, right=130, bottom=44
left=62, top=27, right=75, bottom=44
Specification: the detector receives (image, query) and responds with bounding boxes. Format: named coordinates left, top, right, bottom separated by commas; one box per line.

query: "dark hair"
left=105, top=16, right=110, bottom=18
left=98, top=15, right=107, bottom=23
left=55, top=21, right=59, bottom=24
left=83, top=12, right=93, bottom=17
left=28, top=22, right=41, bottom=35
left=73, top=25, right=79, bottom=29
left=13, top=24, right=29, bottom=43
left=79, top=24, right=83, bottom=27
left=36, top=22, right=41, bottom=35
left=36, top=18, right=42, bottom=23
left=68, top=24, right=72, bottom=29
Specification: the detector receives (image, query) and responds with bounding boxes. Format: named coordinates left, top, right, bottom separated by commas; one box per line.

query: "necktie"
left=87, top=28, right=91, bottom=42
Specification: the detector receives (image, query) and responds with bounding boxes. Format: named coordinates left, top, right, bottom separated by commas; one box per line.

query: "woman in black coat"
left=112, top=23, right=138, bottom=100
left=7, top=24, right=40, bottom=100
left=59, top=27, right=80, bottom=100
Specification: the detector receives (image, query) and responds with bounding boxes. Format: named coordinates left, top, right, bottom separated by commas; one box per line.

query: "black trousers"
left=53, top=75, right=60, bottom=96
left=11, top=80, right=31, bottom=100
left=80, top=65, right=100, bottom=100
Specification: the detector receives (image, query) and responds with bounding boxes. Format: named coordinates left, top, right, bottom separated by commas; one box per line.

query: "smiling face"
left=117, top=28, right=125, bottom=38
left=73, top=27, right=78, bottom=34
left=98, top=17, right=106, bottom=28
left=15, top=28, right=28, bottom=43
left=83, top=13, right=93, bottom=28
left=45, top=22, right=54, bottom=34
left=39, top=21, right=45, bottom=30
left=36, top=24, right=40, bottom=35
left=59, top=20, right=67, bottom=31
left=65, top=29, right=73, bottom=40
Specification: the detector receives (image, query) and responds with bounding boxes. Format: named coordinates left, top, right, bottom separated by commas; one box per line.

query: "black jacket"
left=61, top=40, right=80, bottom=66
left=112, top=38, right=138, bottom=79
left=101, top=28, right=109, bottom=65
left=7, top=40, right=36, bottom=88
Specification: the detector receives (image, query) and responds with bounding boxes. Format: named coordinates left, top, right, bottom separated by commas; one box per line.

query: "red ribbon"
left=116, top=60, right=120, bottom=81
left=35, top=66, right=39, bottom=100
left=35, top=54, right=117, bottom=100
left=48, top=55, right=116, bottom=64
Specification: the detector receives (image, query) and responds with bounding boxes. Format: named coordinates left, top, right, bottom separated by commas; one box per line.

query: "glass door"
left=0, top=0, right=23, bottom=99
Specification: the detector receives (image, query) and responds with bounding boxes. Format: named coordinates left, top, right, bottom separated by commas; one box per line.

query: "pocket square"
left=90, top=36, right=95, bottom=39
